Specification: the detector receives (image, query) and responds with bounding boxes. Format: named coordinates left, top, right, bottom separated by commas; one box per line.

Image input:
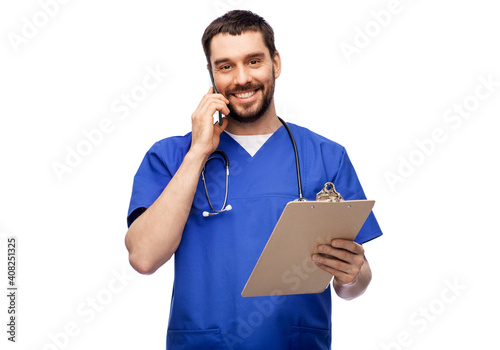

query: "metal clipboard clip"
left=316, top=182, right=344, bottom=202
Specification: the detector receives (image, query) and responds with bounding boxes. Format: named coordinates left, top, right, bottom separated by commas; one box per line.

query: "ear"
left=272, top=51, right=282, bottom=79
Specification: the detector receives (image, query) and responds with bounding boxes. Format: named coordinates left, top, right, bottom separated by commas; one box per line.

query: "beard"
left=226, top=72, right=276, bottom=124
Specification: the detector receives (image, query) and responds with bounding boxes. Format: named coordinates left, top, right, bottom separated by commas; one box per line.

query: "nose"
left=233, top=65, right=252, bottom=86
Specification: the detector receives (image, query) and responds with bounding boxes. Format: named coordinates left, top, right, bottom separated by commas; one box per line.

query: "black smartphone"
left=208, top=69, right=223, bottom=126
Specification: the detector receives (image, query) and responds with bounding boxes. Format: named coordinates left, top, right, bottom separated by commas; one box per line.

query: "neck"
left=224, top=100, right=282, bottom=135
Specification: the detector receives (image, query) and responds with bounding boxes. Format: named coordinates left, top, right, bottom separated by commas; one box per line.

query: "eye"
left=249, top=60, right=259, bottom=65
left=220, top=65, right=231, bottom=70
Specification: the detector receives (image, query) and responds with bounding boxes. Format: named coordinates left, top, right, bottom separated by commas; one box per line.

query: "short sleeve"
left=332, top=149, right=383, bottom=244
left=127, top=142, right=173, bottom=227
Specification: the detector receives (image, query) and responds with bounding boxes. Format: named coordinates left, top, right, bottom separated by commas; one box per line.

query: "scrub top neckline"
left=221, top=124, right=285, bottom=159
left=224, top=131, right=274, bottom=157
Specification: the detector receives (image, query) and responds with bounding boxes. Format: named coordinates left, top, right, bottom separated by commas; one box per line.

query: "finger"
left=193, top=89, right=225, bottom=114
left=199, top=94, right=230, bottom=116
left=312, top=253, right=352, bottom=275
left=222, top=94, right=230, bottom=104
left=213, top=117, right=228, bottom=133
left=213, top=91, right=230, bottom=105
left=315, top=262, right=355, bottom=284
left=193, top=99, right=230, bottom=124
left=218, top=101, right=230, bottom=116
left=205, top=87, right=230, bottom=105
left=314, top=244, right=365, bottom=274
left=316, top=244, right=355, bottom=264
left=331, top=239, right=365, bottom=256
left=312, top=255, right=361, bottom=285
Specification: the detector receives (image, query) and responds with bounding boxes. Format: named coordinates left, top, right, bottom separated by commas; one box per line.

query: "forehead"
left=209, top=31, right=269, bottom=64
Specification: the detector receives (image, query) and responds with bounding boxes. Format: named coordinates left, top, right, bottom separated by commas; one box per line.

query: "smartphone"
left=208, top=69, right=223, bottom=126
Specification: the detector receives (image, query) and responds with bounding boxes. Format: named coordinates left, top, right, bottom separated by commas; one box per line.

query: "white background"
left=1, top=0, right=499, bottom=349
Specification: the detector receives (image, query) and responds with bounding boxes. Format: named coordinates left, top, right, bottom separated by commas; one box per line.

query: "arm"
left=125, top=88, right=230, bottom=275
left=312, top=239, right=372, bottom=300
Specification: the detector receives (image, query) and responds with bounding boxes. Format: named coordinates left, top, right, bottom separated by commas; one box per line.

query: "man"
left=125, top=10, right=382, bottom=349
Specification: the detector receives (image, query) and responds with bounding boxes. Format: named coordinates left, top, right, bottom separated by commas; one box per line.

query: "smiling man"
left=125, top=10, right=382, bottom=350
left=209, top=31, right=278, bottom=126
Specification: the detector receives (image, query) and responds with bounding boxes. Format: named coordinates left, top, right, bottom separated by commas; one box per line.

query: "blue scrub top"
left=128, top=123, right=383, bottom=350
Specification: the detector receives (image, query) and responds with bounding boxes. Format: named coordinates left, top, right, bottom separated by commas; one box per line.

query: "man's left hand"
left=312, top=239, right=365, bottom=285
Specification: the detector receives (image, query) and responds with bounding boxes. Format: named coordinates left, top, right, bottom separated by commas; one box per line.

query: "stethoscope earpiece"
left=202, top=204, right=232, bottom=217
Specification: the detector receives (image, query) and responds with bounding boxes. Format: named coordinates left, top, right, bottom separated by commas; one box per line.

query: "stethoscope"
left=201, top=117, right=305, bottom=217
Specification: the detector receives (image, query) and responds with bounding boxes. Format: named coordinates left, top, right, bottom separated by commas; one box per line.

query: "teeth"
left=235, top=91, right=255, bottom=99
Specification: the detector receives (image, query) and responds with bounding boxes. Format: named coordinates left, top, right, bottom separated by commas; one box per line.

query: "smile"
left=235, top=91, right=256, bottom=98
left=232, top=89, right=258, bottom=101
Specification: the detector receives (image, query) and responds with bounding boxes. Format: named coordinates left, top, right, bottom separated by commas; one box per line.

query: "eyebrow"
left=213, top=51, right=267, bottom=68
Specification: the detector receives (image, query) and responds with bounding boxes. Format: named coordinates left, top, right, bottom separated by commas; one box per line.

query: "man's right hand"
left=126, top=88, right=230, bottom=275
left=190, top=87, right=230, bottom=158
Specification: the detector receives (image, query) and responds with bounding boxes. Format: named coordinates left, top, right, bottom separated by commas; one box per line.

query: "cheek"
left=255, top=69, right=274, bottom=83
left=214, top=76, right=231, bottom=95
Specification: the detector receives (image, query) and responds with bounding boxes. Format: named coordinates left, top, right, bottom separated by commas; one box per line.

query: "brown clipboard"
left=241, top=198, right=375, bottom=297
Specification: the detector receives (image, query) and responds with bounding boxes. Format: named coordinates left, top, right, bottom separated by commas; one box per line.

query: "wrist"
left=186, top=146, right=211, bottom=165
left=334, top=273, right=359, bottom=289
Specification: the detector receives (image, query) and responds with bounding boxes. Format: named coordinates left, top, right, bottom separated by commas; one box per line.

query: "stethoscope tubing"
left=202, top=117, right=304, bottom=217
left=201, top=150, right=230, bottom=216
left=277, top=117, right=304, bottom=201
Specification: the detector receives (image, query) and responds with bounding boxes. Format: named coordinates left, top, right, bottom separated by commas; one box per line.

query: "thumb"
left=214, top=117, right=228, bottom=136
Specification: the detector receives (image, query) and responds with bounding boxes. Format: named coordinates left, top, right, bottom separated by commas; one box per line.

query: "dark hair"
left=202, top=10, right=276, bottom=68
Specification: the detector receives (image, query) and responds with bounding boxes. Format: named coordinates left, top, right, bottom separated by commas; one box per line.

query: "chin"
left=228, top=113, right=263, bottom=124
left=228, top=100, right=271, bottom=124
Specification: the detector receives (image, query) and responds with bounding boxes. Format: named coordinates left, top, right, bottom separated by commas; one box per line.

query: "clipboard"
left=241, top=183, right=374, bottom=297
